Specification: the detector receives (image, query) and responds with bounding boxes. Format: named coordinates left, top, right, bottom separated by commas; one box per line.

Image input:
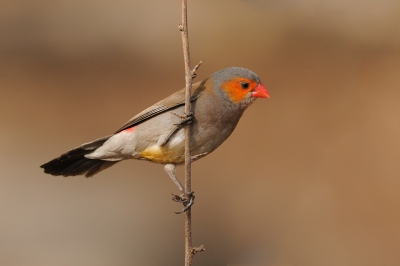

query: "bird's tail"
left=41, top=135, right=118, bottom=177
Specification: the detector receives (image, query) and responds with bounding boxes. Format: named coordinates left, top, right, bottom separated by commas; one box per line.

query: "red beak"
left=252, top=83, right=269, bottom=98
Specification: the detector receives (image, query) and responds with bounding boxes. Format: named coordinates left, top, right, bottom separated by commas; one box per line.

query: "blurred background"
left=1, top=0, right=400, bottom=265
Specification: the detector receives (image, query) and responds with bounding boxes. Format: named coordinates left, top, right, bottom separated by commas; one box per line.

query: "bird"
left=41, top=67, right=269, bottom=211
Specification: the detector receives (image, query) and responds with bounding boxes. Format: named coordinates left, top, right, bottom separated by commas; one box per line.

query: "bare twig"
left=179, top=0, right=204, bottom=265
left=191, top=60, right=203, bottom=79
left=191, top=245, right=206, bottom=254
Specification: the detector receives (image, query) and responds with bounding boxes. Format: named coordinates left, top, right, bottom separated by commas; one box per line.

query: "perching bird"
left=41, top=67, right=269, bottom=211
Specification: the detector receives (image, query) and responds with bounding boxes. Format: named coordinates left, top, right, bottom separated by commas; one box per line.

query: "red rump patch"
left=120, top=127, right=134, bottom=133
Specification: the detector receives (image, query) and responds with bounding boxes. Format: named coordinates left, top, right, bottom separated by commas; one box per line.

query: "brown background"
left=1, top=0, right=400, bottom=265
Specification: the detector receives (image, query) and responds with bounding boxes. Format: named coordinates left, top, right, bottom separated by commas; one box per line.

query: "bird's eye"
left=241, top=82, right=250, bottom=89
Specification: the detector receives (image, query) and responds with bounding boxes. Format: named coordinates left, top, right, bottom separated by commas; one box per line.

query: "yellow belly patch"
left=140, top=145, right=184, bottom=164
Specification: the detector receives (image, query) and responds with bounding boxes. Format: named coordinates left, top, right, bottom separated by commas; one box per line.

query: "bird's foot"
left=160, top=112, right=194, bottom=147
left=191, top=152, right=208, bottom=161
left=159, top=112, right=194, bottom=147
left=172, top=112, right=194, bottom=126
left=171, top=191, right=195, bottom=214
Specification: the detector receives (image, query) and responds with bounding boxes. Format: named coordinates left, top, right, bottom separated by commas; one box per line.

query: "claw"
left=172, top=112, right=193, bottom=126
left=171, top=193, right=187, bottom=203
left=160, top=112, right=194, bottom=147
left=171, top=191, right=195, bottom=214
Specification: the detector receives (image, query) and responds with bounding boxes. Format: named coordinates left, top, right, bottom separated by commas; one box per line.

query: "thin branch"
left=191, top=60, right=203, bottom=79
left=179, top=1, right=204, bottom=265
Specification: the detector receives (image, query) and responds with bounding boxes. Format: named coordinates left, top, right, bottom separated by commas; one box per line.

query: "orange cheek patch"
left=221, top=78, right=258, bottom=103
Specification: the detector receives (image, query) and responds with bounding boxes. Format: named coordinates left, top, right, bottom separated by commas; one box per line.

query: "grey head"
left=211, top=67, right=261, bottom=87
left=210, top=67, right=263, bottom=108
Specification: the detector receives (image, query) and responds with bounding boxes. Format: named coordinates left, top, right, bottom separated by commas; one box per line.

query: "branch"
left=179, top=1, right=204, bottom=265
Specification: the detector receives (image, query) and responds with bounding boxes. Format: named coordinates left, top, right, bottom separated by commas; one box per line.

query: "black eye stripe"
left=241, top=82, right=250, bottom=89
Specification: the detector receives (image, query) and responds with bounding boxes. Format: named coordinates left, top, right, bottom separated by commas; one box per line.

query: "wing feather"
left=114, top=80, right=206, bottom=133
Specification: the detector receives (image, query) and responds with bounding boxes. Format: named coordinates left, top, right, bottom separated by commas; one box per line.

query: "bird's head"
left=212, top=67, right=269, bottom=108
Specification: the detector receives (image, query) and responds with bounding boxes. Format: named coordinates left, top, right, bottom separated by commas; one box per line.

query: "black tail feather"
left=40, top=135, right=118, bottom=177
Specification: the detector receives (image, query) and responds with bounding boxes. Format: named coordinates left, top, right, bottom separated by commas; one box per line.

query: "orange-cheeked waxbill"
left=41, top=67, right=269, bottom=202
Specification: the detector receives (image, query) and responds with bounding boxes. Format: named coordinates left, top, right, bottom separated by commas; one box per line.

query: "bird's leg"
left=160, top=112, right=194, bottom=147
left=191, top=152, right=208, bottom=161
left=172, top=111, right=194, bottom=126
left=159, top=124, right=181, bottom=147
left=164, top=163, right=195, bottom=214
left=164, top=164, right=184, bottom=193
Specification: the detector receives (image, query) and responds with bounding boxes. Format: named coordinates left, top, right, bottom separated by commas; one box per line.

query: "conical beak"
left=252, top=83, right=270, bottom=98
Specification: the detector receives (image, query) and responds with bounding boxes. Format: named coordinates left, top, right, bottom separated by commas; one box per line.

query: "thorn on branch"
left=191, top=60, right=203, bottom=79
left=190, top=245, right=205, bottom=255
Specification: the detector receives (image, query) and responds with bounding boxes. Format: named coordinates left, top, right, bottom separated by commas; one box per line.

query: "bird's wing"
left=114, top=80, right=205, bottom=134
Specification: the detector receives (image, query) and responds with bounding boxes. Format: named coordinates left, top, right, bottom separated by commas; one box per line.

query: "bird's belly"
left=140, top=145, right=185, bottom=164
left=139, top=129, right=185, bottom=164
left=138, top=111, right=238, bottom=164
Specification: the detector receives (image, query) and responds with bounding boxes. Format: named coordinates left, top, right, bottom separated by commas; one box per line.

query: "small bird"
left=41, top=67, right=269, bottom=211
